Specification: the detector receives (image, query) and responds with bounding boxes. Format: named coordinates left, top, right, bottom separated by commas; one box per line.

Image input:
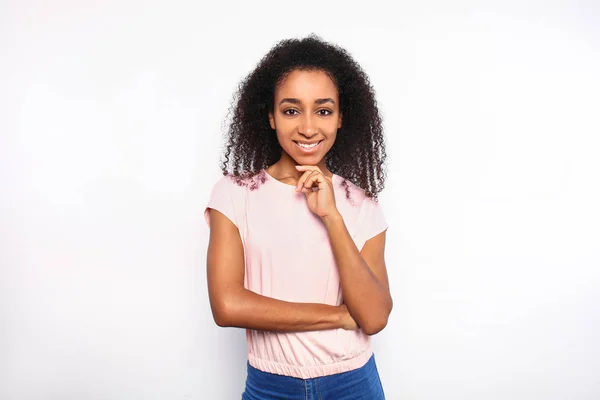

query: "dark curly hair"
left=220, top=34, right=387, bottom=200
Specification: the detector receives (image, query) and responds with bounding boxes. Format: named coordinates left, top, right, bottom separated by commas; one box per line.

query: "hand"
left=338, top=304, right=358, bottom=331
left=295, top=165, right=341, bottom=219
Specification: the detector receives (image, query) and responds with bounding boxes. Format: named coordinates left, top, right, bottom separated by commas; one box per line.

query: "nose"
left=298, top=114, right=318, bottom=138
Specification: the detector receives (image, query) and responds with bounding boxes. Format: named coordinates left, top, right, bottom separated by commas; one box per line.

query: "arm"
left=322, top=214, right=393, bottom=335
left=206, top=208, right=357, bottom=332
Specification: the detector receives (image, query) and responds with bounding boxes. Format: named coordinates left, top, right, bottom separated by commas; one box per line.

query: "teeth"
left=297, top=141, right=320, bottom=149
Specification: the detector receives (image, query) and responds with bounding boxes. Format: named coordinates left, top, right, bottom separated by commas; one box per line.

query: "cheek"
left=275, top=128, right=294, bottom=148
left=274, top=116, right=294, bottom=134
left=326, top=134, right=337, bottom=148
left=324, top=118, right=341, bottom=133
left=324, top=120, right=339, bottom=136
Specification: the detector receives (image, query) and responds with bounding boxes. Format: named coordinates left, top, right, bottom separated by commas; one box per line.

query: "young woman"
left=204, top=35, right=392, bottom=399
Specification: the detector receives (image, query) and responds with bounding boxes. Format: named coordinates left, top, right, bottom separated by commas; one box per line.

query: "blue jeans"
left=241, top=355, right=385, bottom=399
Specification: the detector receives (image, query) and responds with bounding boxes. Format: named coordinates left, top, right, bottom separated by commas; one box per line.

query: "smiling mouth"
left=294, top=140, right=323, bottom=151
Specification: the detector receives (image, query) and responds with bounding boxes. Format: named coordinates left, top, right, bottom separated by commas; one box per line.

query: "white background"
left=1, top=1, right=599, bottom=399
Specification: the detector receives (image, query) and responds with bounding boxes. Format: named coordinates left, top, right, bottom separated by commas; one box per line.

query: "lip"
left=294, top=140, right=323, bottom=154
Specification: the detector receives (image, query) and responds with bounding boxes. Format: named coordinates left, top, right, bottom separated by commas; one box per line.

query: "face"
left=269, top=69, right=342, bottom=167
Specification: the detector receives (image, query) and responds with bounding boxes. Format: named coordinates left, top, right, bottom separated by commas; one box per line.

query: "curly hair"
left=219, top=34, right=387, bottom=200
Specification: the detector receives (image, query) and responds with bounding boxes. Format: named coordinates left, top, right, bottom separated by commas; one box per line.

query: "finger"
left=295, top=165, right=332, bottom=185
left=303, top=171, right=323, bottom=189
left=302, top=172, right=325, bottom=193
left=295, top=165, right=322, bottom=171
left=295, top=170, right=317, bottom=192
left=298, top=171, right=320, bottom=192
left=295, top=170, right=311, bottom=191
left=295, top=165, right=322, bottom=174
left=304, top=171, right=323, bottom=189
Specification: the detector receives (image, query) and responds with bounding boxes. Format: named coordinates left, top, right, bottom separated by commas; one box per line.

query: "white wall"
left=1, top=1, right=599, bottom=399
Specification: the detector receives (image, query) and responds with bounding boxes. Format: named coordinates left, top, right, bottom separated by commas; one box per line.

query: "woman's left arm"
left=294, top=165, right=393, bottom=335
left=322, top=214, right=393, bottom=335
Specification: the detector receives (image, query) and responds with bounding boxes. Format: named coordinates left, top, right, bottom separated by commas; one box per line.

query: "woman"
left=204, top=34, right=392, bottom=399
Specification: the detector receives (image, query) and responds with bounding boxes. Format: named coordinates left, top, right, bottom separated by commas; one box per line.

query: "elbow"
left=211, top=298, right=237, bottom=328
left=213, top=310, right=230, bottom=327
left=362, top=298, right=393, bottom=336
left=362, top=316, right=389, bottom=336
left=210, top=286, right=247, bottom=328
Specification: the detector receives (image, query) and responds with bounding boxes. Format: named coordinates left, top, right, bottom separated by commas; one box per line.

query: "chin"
left=292, top=153, right=323, bottom=165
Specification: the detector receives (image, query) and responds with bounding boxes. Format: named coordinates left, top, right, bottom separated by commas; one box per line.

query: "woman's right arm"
left=206, top=208, right=356, bottom=332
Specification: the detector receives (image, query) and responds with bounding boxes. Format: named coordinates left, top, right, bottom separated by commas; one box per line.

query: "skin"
left=207, top=69, right=392, bottom=335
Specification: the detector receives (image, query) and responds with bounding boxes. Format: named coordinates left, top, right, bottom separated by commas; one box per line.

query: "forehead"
left=275, top=70, right=339, bottom=100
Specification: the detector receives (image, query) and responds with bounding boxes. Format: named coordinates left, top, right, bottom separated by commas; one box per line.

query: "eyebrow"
left=278, top=98, right=336, bottom=106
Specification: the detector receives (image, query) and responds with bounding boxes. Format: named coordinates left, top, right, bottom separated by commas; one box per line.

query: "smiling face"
left=269, top=69, right=342, bottom=168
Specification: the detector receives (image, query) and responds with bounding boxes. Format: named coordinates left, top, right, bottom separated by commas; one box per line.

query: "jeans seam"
left=304, top=379, right=308, bottom=400
left=316, top=378, right=323, bottom=400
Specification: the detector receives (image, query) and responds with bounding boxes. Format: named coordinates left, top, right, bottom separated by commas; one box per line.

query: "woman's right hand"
left=338, top=304, right=358, bottom=330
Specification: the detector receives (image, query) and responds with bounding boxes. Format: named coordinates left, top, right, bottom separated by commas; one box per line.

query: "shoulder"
left=333, top=174, right=378, bottom=208
left=209, top=174, right=237, bottom=196
left=333, top=175, right=388, bottom=247
left=206, top=174, right=244, bottom=207
left=206, top=173, right=261, bottom=228
left=211, top=171, right=265, bottom=191
left=208, top=171, right=270, bottom=202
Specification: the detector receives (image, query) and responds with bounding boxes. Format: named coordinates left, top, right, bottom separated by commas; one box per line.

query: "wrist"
left=321, top=211, right=343, bottom=226
left=334, top=305, right=346, bottom=329
left=335, top=304, right=358, bottom=330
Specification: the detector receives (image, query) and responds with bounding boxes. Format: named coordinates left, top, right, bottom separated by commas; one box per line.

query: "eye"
left=317, top=109, right=332, bottom=116
left=283, top=109, right=299, bottom=116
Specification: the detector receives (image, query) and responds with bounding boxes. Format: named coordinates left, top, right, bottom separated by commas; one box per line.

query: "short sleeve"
left=204, top=176, right=239, bottom=229
left=356, top=197, right=389, bottom=250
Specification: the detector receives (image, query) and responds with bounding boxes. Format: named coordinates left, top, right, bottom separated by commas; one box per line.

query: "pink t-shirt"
left=204, top=169, right=388, bottom=379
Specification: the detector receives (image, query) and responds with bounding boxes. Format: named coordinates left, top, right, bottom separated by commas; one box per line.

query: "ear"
left=268, top=111, right=275, bottom=130
left=338, top=113, right=343, bottom=129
